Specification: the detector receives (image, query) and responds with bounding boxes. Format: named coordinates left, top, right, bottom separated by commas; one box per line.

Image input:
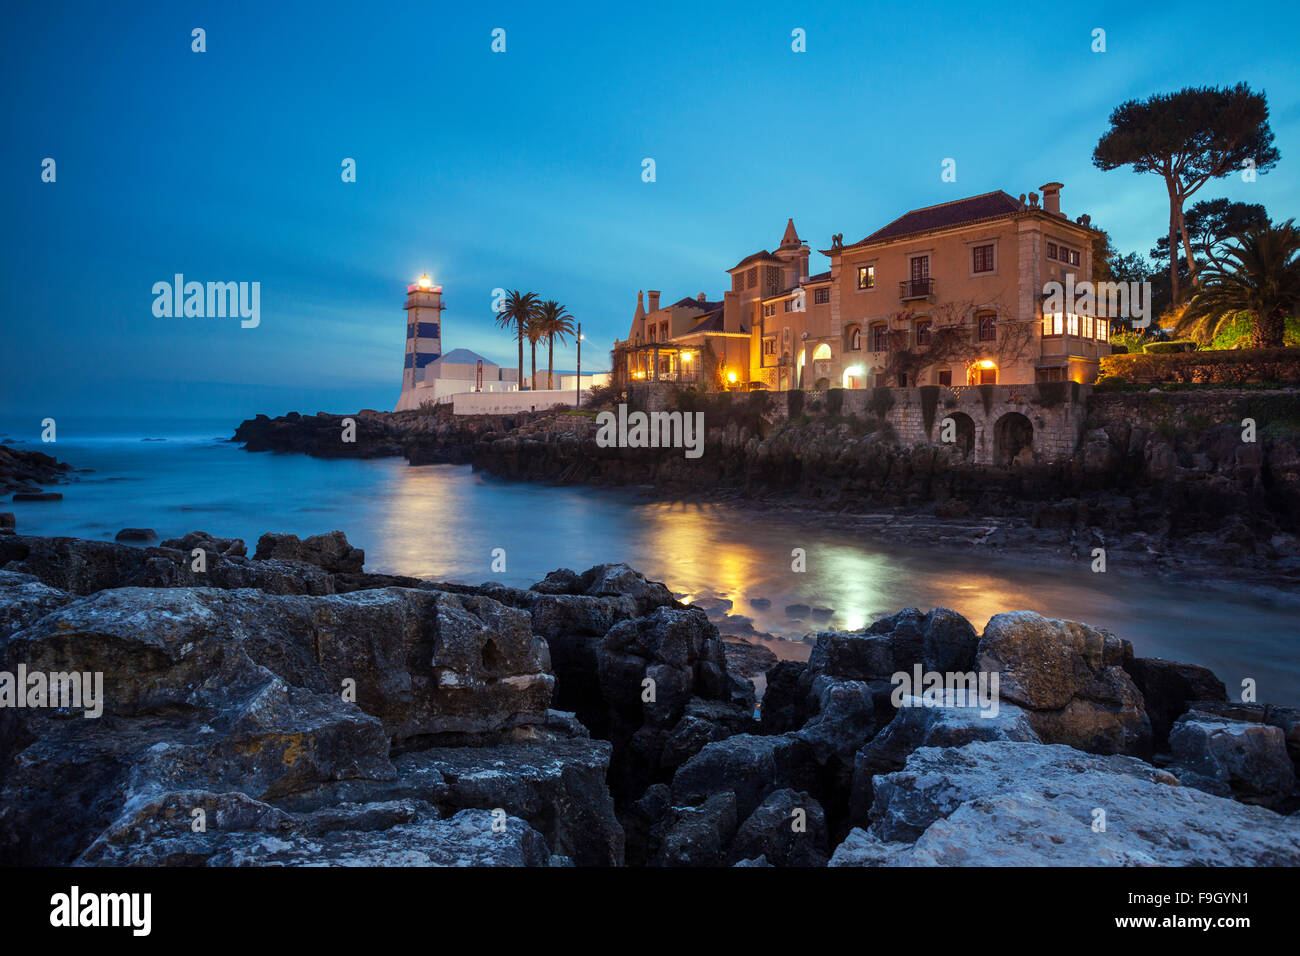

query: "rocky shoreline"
left=0, top=443, right=71, bottom=498
left=2, top=529, right=1297, bottom=866
left=230, top=399, right=1300, bottom=591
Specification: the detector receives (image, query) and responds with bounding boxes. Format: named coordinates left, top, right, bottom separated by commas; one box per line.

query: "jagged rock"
left=671, top=733, right=818, bottom=820
left=0, top=534, right=337, bottom=595
left=978, top=611, right=1152, bottom=756
left=1168, top=711, right=1296, bottom=809
left=796, top=679, right=876, bottom=764
left=722, top=639, right=778, bottom=681
left=0, top=513, right=15, bottom=534
left=159, top=530, right=247, bottom=558
left=203, top=809, right=559, bottom=866
left=1124, top=656, right=1227, bottom=751
left=532, top=563, right=675, bottom=617
left=650, top=792, right=738, bottom=867
left=848, top=694, right=1039, bottom=827
left=759, top=660, right=809, bottom=733
left=253, top=531, right=364, bottom=573
left=0, top=570, right=74, bottom=642
left=729, top=789, right=828, bottom=867
left=1184, top=700, right=1300, bottom=778
left=114, top=528, right=157, bottom=543
left=835, top=740, right=1300, bottom=866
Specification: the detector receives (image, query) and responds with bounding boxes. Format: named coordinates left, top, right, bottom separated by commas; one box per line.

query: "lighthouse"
left=400, top=273, right=444, bottom=396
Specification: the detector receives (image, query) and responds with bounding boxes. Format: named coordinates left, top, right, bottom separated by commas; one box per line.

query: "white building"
left=394, top=275, right=519, bottom=412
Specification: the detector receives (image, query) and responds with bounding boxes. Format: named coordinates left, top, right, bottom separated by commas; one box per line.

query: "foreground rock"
left=832, top=741, right=1300, bottom=866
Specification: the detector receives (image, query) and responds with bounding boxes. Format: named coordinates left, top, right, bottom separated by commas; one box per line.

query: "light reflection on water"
left=7, top=432, right=1298, bottom=705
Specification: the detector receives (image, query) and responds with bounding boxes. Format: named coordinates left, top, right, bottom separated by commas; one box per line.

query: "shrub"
left=1099, top=347, right=1300, bottom=385
left=1143, top=341, right=1197, bottom=354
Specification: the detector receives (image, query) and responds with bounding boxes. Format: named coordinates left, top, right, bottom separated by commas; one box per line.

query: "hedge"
left=1099, top=347, right=1300, bottom=385
left=1142, top=341, right=1197, bottom=354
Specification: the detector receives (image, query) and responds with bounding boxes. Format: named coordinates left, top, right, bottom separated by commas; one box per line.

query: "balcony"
left=899, top=277, right=935, bottom=301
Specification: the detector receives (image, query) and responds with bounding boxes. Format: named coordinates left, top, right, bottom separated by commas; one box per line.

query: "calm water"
left=4, top=418, right=1298, bottom=706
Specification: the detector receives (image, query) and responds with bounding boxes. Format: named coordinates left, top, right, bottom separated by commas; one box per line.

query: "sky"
left=3, top=0, right=1300, bottom=425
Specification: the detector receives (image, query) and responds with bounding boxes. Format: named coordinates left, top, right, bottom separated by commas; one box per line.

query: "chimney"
left=697, top=292, right=706, bottom=302
left=1040, top=182, right=1063, bottom=216
left=648, top=290, right=661, bottom=311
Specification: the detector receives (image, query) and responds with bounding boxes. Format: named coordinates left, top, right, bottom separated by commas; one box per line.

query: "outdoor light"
left=726, top=370, right=738, bottom=384
left=681, top=351, right=693, bottom=362
left=978, top=360, right=997, bottom=369
left=418, top=274, right=432, bottom=289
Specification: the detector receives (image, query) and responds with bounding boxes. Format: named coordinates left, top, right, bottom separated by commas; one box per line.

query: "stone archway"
left=994, top=412, right=1034, bottom=466
left=941, top=411, right=975, bottom=460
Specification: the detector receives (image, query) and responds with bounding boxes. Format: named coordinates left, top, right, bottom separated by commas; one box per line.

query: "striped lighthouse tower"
left=400, top=274, right=444, bottom=397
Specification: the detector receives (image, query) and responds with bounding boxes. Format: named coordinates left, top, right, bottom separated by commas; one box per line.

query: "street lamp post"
left=576, top=323, right=582, bottom=407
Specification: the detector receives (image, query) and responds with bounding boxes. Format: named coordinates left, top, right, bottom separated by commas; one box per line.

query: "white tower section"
left=400, top=274, right=444, bottom=396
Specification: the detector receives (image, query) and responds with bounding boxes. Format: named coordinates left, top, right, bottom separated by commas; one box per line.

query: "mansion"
left=611, top=183, right=1112, bottom=391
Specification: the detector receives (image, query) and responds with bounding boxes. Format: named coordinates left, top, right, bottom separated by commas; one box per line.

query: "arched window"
left=914, top=319, right=932, bottom=347
left=977, top=311, right=996, bottom=342
left=812, top=343, right=832, bottom=360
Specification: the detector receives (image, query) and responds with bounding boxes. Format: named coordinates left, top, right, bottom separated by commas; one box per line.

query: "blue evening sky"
left=3, top=0, right=1299, bottom=425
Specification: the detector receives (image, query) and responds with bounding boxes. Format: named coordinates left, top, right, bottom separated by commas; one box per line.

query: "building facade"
left=612, top=183, right=1111, bottom=391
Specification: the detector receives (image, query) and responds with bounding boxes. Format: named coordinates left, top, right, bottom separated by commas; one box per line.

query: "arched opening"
left=942, top=412, right=975, bottom=459
left=846, top=325, right=862, bottom=351
left=968, top=359, right=998, bottom=385
left=812, top=343, right=832, bottom=360
left=842, top=365, right=864, bottom=389
left=994, top=412, right=1033, bottom=467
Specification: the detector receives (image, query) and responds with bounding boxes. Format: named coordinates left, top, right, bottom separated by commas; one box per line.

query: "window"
left=763, top=303, right=775, bottom=317
left=910, top=256, right=930, bottom=279
left=1082, top=314, right=1094, bottom=340
left=938, top=370, right=952, bottom=387
left=1042, top=312, right=1063, bottom=336
left=732, top=272, right=744, bottom=293
left=1047, top=242, right=1058, bottom=260
left=848, top=326, right=862, bottom=350
left=915, top=319, right=932, bottom=346
left=660, top=321, right=669, bottom=339
left=763, top=337, right=777, bottom=356
left=977, top=311, right=996, bottom=342
left=857, top=265, right=875, bottom=290
left=1096, top=318, right=1110, bottom=341
left=1036, top=367, right=1065, bottom=382
left=765, top=266, right=782, bottom=297
left=1069, top=249, right=1080, bottom=266
left=870, top=323, right=888, bottom=351
left=814, top=287, right=830, bottom=304
left=747, top=268, right=757, bottom=289
left=784, top=299, right=792, bottom=313
left=1066, top=313, right=1079, bottom=337
left=648, top=326, right=656, bottom=342
left=973, top=244, right=995, bottom=273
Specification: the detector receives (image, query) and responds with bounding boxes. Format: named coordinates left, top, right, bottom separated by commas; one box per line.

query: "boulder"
left=0, top=570, right=74, bottom=642
left=729, top=789, right=828, bottom=867
left=832, top=740, right=1300, bottom=866
left=254, top=531, right=364, bottom=573
left=848, top=694, right=1039, bottom=827
left=114, top=528, right=157, bottom=543
left=978, top=611, right=1152, bottom=756
left=159, top=530, right=247, bottom=558
left=1168, top=711, right=1296, bottom=809
left=649, top=792, right=738, bottom=867
left=671, top=733, right=818, bottom=820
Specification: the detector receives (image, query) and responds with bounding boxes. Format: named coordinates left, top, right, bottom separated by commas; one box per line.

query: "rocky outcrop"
left=1123, top=656, right=1227, bottom=751
left=254, top=531, right=365, bottom=573
left=1167, top=711, right=1297, bottom=809
left=978, top=611, right=1152, bottom=756
left=0, top=445, right=71, bottom=495
left=832, top=741, right=1300, bottom=866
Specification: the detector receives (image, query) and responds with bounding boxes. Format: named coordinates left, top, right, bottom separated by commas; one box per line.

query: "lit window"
left=1066, top=313, right=1079, bottom=337
left=1043, top=313, right=1063, bottom=336
left=857, top=265, right=875, bottom=290
left=1082, top=314, right=1094, bottom=339
left=1096, top=319, right=1110, bottom=340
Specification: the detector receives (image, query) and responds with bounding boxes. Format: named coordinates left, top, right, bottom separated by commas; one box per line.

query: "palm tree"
left=525, top=311, right=545, bottom=390
left=535, top=300, right=575, bottom=390
left=495, top=290, right=539, bottom=389
left=1177, top=219, right=1300, bottom=348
